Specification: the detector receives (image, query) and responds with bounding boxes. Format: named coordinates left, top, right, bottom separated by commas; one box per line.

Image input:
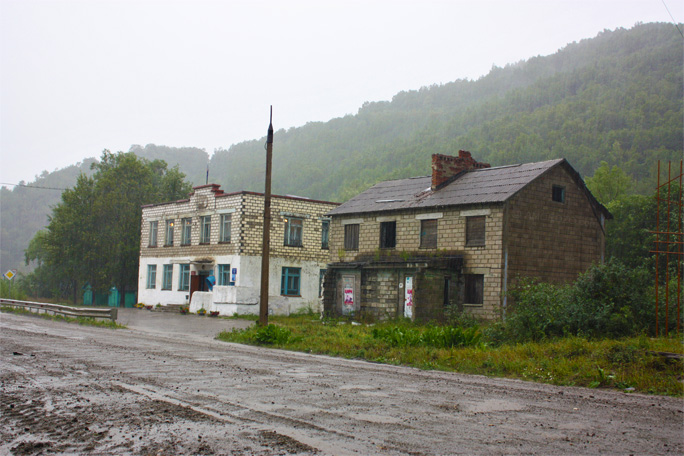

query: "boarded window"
left=464, top=274, right=484, bottom=304
left=420, top=219, right=438, bottom=249
left=552, top=185, right=565, bottom=203
left=344, top=224, right=359, bottom=250
left=466, top=216, right=485, bottom=246
left=379, top=221, right=396, bottom=249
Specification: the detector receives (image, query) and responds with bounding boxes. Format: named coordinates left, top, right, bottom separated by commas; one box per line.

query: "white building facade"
left=137, top=184, right=338, bottom=315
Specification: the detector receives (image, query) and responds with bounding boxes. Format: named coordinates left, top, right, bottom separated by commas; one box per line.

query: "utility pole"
left=259, top=107, right=274, bottom=326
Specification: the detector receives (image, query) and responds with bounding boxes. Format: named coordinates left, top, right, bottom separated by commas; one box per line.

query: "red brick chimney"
left=431, top=150, right=490, bottom=190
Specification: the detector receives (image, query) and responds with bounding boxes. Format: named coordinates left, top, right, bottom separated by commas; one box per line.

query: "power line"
left=0, top=182, right=67, bottom=191
left=661, top=0, right=684, bottom=39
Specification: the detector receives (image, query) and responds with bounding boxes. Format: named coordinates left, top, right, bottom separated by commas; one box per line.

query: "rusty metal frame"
left=651, top=160, right=683, bottom=336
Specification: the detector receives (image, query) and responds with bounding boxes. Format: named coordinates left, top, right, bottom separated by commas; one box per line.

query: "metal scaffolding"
left=651, top=160, right=683, bottom=336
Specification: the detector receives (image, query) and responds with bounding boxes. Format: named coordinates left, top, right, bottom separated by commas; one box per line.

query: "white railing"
left=0, top=299, right=118, bottom=322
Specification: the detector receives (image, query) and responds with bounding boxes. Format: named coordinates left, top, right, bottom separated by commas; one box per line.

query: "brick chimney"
left=431, top=150, right=491, bottom=190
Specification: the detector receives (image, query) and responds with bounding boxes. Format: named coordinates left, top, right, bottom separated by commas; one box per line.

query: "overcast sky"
left=1, top=0, right=682, bottom=187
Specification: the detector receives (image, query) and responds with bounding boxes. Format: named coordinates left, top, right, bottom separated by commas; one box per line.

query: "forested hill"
left=210, top=22, right=682, bottom=201
left=1, top=22, right=682, bottom=273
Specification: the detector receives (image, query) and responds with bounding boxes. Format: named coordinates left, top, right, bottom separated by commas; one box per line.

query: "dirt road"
left=1, top=311, right=682, bottom=455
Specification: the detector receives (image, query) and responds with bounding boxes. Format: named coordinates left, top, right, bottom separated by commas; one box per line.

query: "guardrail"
left=0, top=299, right=118, bottom=322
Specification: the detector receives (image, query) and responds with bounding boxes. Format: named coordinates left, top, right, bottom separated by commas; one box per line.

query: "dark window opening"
left=552, top=185, right=565, bottom=203
left=464, top=274, right=484, bottom=304
left=379, top=221, right=396, bottom=249
left=321, top=220, right=330, bottom=249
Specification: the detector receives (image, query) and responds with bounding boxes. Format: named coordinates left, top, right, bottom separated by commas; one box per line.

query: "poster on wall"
left=404, top=276, right=414, bottom=319
left=344, top=287, right=354, bottom=307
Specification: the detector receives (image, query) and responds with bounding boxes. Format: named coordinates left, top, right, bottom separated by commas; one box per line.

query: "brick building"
left=137, top=184, right=338, bottom=315
left=323, top=151, right=611, bottom=321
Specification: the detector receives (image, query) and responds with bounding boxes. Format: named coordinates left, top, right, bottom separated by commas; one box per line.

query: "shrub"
left=254, top=324, right=291, bottom=345
left=499, top=259, right=659, bottom=343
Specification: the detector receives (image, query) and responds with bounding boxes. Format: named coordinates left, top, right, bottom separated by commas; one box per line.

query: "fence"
left=0, top=299, right=118, bottom=322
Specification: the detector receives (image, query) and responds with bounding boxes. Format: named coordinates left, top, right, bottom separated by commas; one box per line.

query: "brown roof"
left=328, top=159, right=611, bottom=219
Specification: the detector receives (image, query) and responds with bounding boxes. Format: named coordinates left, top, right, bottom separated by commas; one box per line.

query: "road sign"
left=4, top=269, right=16, bottom=280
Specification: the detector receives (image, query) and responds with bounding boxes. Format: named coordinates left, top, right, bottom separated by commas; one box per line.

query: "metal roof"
left=329, top=159, right=569, bottom=215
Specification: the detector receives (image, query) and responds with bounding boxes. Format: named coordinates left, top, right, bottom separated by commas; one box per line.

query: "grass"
left=1, top=305, right=126, bottom=329
left=216, top=314, right=684, bottom=397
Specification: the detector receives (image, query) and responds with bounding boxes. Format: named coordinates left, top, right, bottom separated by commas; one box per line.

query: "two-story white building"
left=137, top=184, right=339, bottom=315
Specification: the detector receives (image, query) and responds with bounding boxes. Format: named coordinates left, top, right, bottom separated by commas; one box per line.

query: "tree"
left=585, top=161, right=632, bottom=205
left=26, top=151, right=192, bottom=304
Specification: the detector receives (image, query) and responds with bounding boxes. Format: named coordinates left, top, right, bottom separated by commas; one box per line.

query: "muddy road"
left=1, top=311, right=682, bottom=455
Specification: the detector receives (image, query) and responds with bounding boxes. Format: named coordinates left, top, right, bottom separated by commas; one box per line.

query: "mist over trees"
left=1, top=22, right=681, bottom=283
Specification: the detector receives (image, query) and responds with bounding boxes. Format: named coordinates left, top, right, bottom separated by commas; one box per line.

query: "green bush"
left=254, top=324, right=291, bottom=345
left=500, top=259, right=661, bottom=343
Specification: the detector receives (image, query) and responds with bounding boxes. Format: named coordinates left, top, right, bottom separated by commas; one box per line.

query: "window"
left=178, top=264, right=190, bottom=291
left=200, top=216, right=211, bottom=244
left=219, top=214, right=232, bottom=243
left=146, top=265, right=156, bottom=289
left=148, top=221, right=158, bottom=247
left=420, top=219, right=438, bottom=249
left=321, top=220, right=330, bottom=249
left=218, top=264, right=232, bottom=285
left=466, top=216, right=486, bottom=247
left=281, top=267, right=301, bottom=296
left=165, top=220, right=174, bottom=246
left=162, top=264, right=173, bottom=290
left=344, top=224, right=359, bottom=250
left=552, top=185, right=565, bottom=203
left=379, top=221, right=396, bottom=249
left=181, top=217, right=192, bottom=245
left=464, top=274, right=484, bottom=305
left=284, top=217, right=303, bottom=247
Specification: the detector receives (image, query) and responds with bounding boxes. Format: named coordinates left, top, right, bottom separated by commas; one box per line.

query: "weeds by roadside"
left=216, top=314, right=683, bottom=396
left=1, top=306, right=125, bottom=329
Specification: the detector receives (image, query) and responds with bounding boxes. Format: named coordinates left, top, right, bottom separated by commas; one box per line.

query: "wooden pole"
left=259, top=107, right=274, bottom=326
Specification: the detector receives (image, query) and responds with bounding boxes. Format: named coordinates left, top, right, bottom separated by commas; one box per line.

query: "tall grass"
left=217, top=315, right=683, bottom=396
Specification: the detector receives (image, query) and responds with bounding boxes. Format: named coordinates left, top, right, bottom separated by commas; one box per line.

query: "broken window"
left=420, top=219, right=438, bottom=249
left=165, top=220, right=174, bottom=246
left=284, top=217, right=303, bottom=247
left=281, top=267, right=301, bottom=296
left=344, top=224, right=359, bottom=250
left=466, top=216, right=485, bottom=247
left=148, top=221, right=158, bottom=247
left=552, top=185, right=565, bottom=203
left=464, top=274, right=484, bottom=304
left=379, top=221, right=396, bottom=249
